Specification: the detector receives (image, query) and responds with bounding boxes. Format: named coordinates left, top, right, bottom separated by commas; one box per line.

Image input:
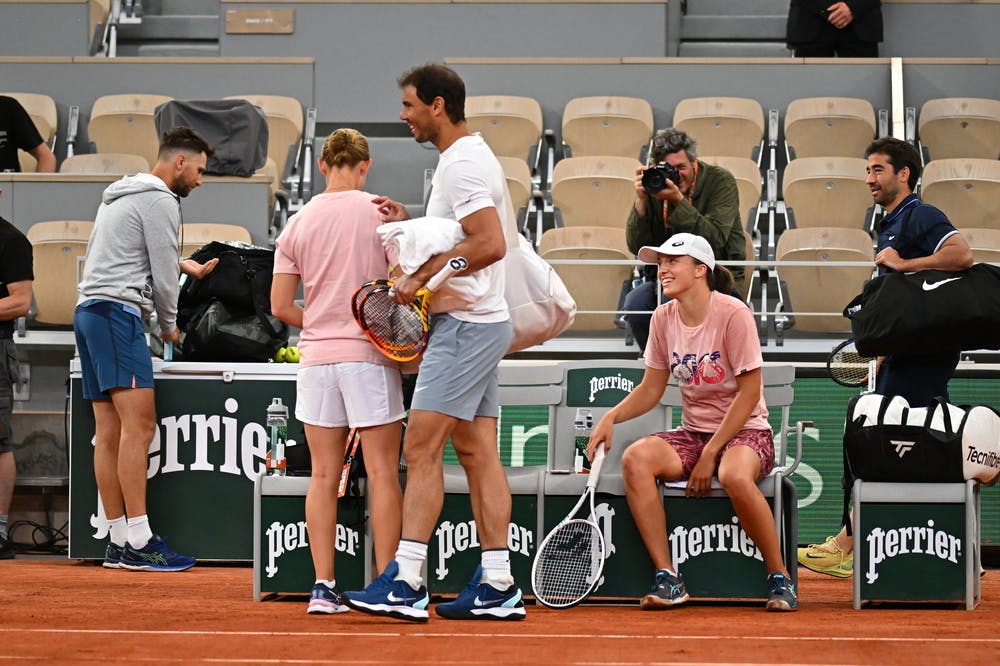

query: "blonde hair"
left=321, top=128, right=370, bottom=168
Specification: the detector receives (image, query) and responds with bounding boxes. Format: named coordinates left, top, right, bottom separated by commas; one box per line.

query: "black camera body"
left=641, top=162, right=682, bottom=195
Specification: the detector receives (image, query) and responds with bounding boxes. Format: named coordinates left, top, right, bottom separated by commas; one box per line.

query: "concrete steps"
left=678, top=0, right=790, bottom=58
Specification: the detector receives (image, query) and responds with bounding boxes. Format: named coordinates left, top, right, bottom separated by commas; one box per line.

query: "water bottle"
left=266, top=397, right=288, bottom=477
left=573, top=408, right=594, bottom=474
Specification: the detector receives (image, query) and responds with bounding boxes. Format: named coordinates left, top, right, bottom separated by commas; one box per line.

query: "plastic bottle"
left=266, top=397, right=288, bottom=477
left=573, top=408, right=594, bottom=474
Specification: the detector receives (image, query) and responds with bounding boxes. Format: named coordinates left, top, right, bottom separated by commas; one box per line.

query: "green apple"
left=273, top=347, right=288, bottom=363
left=285, top=346, right=301, bottom=363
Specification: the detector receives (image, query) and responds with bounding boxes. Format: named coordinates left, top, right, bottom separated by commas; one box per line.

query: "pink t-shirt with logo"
left=645, top=292, right=769, bottom=432
left=273, top=190, right=395, bottom=369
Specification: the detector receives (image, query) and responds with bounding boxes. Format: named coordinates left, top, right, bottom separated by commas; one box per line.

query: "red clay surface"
left=2, top=559, right=998, bottom=665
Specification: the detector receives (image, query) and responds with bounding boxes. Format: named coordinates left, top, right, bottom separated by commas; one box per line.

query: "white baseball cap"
left=637, top=233, right=716, bottom=270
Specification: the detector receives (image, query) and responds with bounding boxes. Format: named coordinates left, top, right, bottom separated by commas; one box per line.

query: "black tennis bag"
left=843, top=263, right=1000, bottom=357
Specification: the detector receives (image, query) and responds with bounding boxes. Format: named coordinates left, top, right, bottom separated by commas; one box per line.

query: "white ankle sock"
left=108, top=516, right=128, bottom=547
left=126, top=515, right=153, bottom=550
left=315, top=579, right=336, bottom=588
left=394, top=540, right=427, bottom=588
left=481, top=549, right=513, bottom=588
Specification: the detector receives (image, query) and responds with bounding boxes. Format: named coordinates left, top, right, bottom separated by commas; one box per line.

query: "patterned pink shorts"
left=651, top=428, right=775, bottom=481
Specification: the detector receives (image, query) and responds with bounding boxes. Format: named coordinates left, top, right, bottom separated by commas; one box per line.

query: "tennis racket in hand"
left=827, top=339, right=876, bottom=390
left=531, top=447, right=607, bottom=609
left=353, top=256, right=468, bottom=362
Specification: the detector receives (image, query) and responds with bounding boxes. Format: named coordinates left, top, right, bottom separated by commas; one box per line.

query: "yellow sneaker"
left=797, top=536, right=853, bottom=578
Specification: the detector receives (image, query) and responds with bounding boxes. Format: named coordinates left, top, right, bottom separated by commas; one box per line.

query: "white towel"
left=376, top=216, right=488, bottom=310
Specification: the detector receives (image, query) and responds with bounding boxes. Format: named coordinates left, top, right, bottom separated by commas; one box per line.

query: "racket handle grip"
left=587, top=447, right=606, bottom=489
left=426, top=256, right=468, bottom=292
left=163, top=341, right=174, bottom=361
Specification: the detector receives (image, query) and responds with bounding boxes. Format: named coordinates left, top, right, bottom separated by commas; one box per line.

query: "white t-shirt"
left=425, top=134, right=509, bottom=323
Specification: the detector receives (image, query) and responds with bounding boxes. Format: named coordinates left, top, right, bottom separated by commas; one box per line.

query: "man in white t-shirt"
left=345, top=64, right=525, bottom=622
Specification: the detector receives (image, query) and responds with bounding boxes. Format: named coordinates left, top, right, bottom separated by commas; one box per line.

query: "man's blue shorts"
left=73, top=300, right=154, bottom=401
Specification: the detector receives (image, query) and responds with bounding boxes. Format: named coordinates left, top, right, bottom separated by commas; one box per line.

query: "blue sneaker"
left=640, top=569, right=689, bottom=609
left=345, top=560, right=430, bottom=622
left=103, top=543, right=125, bottom=569
left=307, top=582, right=350, bottom=615
left=435, top=566, right=526, bottom=621
left=765, top=572, right=798, bottom=612
left=119, top=535, right=196, bottom=572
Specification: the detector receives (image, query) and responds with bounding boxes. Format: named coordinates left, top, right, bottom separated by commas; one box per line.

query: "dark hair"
left=702, top=262, right=735, bottom=295
left=865, top=136, right=920, bottom=191
left=650, top=128, right=698, bottom=164
left=398, top=64, right=466, bottom=124
left=158, top=126, right=214, bottom=160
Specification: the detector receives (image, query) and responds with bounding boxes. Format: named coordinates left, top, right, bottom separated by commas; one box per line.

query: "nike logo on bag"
left=922, top=277, right=962, bottom=291
left=473, top=596, right=502, bottom=607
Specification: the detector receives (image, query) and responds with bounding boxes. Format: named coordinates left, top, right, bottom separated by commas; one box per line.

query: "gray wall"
left=0, top=1, right=90, bottom=56
left=882, top=3, right=1000, bottom=58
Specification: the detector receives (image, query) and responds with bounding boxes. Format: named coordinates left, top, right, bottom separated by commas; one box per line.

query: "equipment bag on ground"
left=843, top=263, right=1000, bottom=357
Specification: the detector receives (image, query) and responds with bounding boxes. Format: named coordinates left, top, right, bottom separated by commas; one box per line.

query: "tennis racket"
left=827, top=339, right=876, bottom=390
left=353, top=257, right=467, bottom=362
left=531, top=447, right=607, bottom=609
left=338, top=428, right=360, bottom=498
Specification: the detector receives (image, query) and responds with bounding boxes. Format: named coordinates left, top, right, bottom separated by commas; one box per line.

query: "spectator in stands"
left=786, top=1, right=883, bottom=57
left=271, top=128, right=405, bottom=615
left=0, top=96, right=56, bottom=173
left=798, top=136, right=973, bottom=578
left=589, top=233, right=797, bottom=612
left=623, top=128, right=745, bottom=352
left=74, top=127, right=214, bottom=573
left=346, top=64, right=525, bottom=622
left=0, top=191, right=33, bottom=559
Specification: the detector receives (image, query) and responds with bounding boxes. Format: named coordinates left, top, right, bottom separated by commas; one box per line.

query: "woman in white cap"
left=587, top=232, right=797, bottom=612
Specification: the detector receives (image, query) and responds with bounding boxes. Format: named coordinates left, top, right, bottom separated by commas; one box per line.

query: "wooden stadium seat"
left=918, top=98, right=1000, bottom=161
left=538, top=226, right=633, bottom=331
left=700, top=155, right=763, bottom=229
left=59, top=153, right=150, bottom=174
left=26, top=220, right=94, bottom=326
left=673, top=97, right=765, bottom=160
left=961, top=228, right=1000, bottom=265
left=782, top=157, right=872, bottom=229
left=920, top=158, right=1000, bottom=230
left=466, top=95, right=543, bottom=163
left=88, top=93, right=173, bottom=169
left=784, top=97, right=876, bottom=159
left=498, top=155, right=532, bottom=214
left=1, top=92, right=57, bottom=172
left=775, top=227, right=873, bottom=333
left=224, top=94, right=303, bottom=181
left=550, top=155, right=641, bottom=229
left=89, top=0, right=110, bottom=45
left=561, top=96, right=653, bottom=159
left=180, top=223, right=253, bottom=258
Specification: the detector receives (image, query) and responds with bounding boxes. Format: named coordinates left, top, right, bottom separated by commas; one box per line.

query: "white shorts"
left=295, top=362, right=405, bottom=428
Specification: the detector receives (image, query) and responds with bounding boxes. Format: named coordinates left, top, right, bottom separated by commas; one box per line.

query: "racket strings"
left=360, top=291, right=425, bottom=351
left=533, top=521, right=603, bottom=606
left=830, top=343, right=873, bottom=387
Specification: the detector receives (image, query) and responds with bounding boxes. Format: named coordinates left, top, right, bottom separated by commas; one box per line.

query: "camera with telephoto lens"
left=641, top=162, right=682, bottom=195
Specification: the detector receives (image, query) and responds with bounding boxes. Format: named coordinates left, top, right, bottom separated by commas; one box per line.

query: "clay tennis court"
left=3, top=558, right=997, bottom=664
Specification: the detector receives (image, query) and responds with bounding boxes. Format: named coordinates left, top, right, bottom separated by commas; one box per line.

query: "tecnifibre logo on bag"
left=891, top=440, right=915, bottom=458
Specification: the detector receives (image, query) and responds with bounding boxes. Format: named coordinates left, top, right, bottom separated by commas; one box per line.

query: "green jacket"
left=625, top=159, right=745, bottom=284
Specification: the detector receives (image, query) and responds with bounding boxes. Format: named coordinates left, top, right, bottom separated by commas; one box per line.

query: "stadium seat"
left=673, top=97, right=765, bottom=161
left=782, top=157, right=873, bottom=230
left=255, top=157, right=290, bottom=234
left=180, top=223, right=253, bottom=258
left=741, top=229, right=757, bottom=301
left=224, top=94, right=304, bottom=183
left=920, top=158, right=1000, bottom=230
left=88, top=93, right=172, bottom=169
left=498, top=155, right=533, bottom=214
left=961, top=227, right=1000, bottom=265
left=700, top=155, right=763, bottom=230
left=465, top=95, right=543, bottom=164
left=561, top=96, right=653, bottom=159
left=26, top=220, right=94, bottom=326
left=89, top=0, right=110, bottom=46
left=1, top=92, right=57, bottom=172
left=538, top=226, right=633, bottom=331
left=784, top=97, right=876, bottom=160
left=918, top=97, right=1000, bottom=161
left=59, top=152, right=150, bottom=174
left=550, top=155, right=640, bottom=229
left=775, top=227, right=873, bottom=334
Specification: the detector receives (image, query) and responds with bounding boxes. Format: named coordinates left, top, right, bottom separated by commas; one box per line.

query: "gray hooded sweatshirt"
left=77, top=173, right=181, bottom=334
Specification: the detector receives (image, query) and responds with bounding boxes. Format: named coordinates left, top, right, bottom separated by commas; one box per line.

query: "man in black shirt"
left=0, top=96, right=56, bottom=173
left=0, top=201, right=34, bottom=558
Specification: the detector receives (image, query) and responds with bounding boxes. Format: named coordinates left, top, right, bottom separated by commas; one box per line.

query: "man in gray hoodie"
left=74, top=126, right=214, bottom=572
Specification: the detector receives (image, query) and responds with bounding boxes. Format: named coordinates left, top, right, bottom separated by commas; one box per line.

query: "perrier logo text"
left=589, top=373, right=635, bottom=403
left=865, top=519, right=961, bottom=584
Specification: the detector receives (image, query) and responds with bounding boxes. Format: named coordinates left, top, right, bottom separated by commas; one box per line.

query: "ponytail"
left=706, top=264, right=735, bottom=295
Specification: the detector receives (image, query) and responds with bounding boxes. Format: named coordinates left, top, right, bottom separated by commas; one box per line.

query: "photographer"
left=623, top=128, right=745, bottom=351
